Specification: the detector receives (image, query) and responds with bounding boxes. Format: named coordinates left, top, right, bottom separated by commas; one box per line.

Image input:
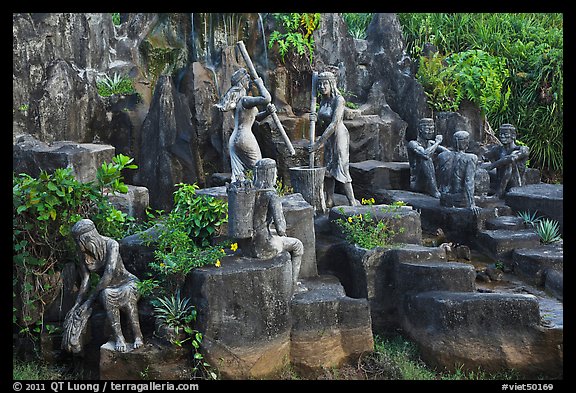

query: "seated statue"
left=62, top=219, right=144, bottom=353
left=232, top=158, right=306, bottom=295
left=407, top=118, right=449, bottom=198
left=480, top=123, right=530, bottom=198
left=437, top=130, right=481, bottom=214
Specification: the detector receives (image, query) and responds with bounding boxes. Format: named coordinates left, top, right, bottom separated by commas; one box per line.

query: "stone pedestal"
left=99, top=339, right=192, bottom=380
left=185, top=252, right=293, bottom=379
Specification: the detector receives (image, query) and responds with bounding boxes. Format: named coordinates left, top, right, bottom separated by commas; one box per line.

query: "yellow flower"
left=220, top=248, right=225, bottom=254
left=215, top=259, right=221, bottom=267
left=230, top=243, right=238, bottom=252
left=347, top=216, right=353, bottom=223
left=370, top=198, right=375, bottom=204
left=358, top=214, right=363, bottom=221
left=159, top=262, right=165, bottom=268
left=362, top=198, right=367, bottom=205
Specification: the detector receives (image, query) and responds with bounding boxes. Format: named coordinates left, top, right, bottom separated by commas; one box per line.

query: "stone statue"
left=407, top=118, right=450, bottom=198
left=480, top=123, right=530, bottom=198
left=216, top=67, right=277, bottom=183
left=308, top=71, right=359, bottom=207
left=232, top=158, right=306, bottom=294
left=62, top=219, right=144, bottom=353
left=437, top=130, right=481, bottom=214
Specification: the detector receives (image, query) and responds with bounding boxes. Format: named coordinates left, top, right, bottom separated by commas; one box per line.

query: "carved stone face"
left=498, top=130, right=514, bottom=145
left=318, top=79, right=331, bottom=96
left=418, top=122, right=435, bottom=140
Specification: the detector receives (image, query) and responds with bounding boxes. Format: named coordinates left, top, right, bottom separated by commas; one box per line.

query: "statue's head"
left=498, top=123, right=516, bottom=143
left=453, top=130, right=470, bottom=151
left=71, top=219, right=105, bottom=264
left=317, top=71, right=339, bottom=97
left=417, top=118, right=435, bottom=140
left=254, top=158, right=277, bottom=189
left=231, top=67, right=250, bottom=87
left=216, top=68, right=250, bottom=112
left=72, top=219, right=96, bottom=240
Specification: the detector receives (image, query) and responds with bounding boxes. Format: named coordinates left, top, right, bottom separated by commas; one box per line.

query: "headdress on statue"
left=317, top=71, right=336, bottom=82
left=231, top=68, right=250, bottom=86
left=418, top=118, right=435, bottom=127
left=499, top=123, right=516, bottom=136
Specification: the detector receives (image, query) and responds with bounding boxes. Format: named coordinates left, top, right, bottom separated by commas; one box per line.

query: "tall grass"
left=397, top=13, right=563, bottom=179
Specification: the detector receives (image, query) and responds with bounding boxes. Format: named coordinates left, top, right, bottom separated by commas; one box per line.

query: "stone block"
left=401, top=291, right=562, bottom=378
left=512, top=244, right=563, bottom=287
left=476, top=229, right=541, bottom=262
left=505, top=184, right=563, bottom=234
left=349, top=160, right=411, bottom=200
left=395, top=261, right=476, bottom=295
left=99, top=338, right=193, bottom=380
left=290, top=275, right=374, bottom=375
left=328, top=203, right=422, bottom=245
left=185, top=252, right=293, bottom=379
left=13, top=135, right=116, bottom=183
left=107, top=184, right=150, bottom=220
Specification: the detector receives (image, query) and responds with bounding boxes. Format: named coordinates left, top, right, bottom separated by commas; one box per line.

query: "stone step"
left=401, top=290, right=562, bottom=377
left=512, top=244, right=563, bottom=291
left=484, top=215, right=526, bottom=230
left=396, top=261, right=476, bottom=294
left=475, top=228, right=541, bottom=262
left=291, top=275, right=374, bottom=374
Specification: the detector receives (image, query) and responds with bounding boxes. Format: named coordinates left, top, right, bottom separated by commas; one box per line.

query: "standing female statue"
left=216, top=67, right=277, bottom=183
left=308, top=71, right=358, bottom=207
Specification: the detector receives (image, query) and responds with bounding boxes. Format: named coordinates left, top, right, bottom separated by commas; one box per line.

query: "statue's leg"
left=102, top=289, right=127, bottom=352
left=342, top=181, right=359, bottom=206
left=496, top=166, right=512, bottom=198
left=125, top=300, right=144, bottom=349
left=324, top=177, right=335, bottom=208
left=282, top=237, right=306, bottom=294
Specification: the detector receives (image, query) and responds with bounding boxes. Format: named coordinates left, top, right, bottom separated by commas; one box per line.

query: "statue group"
left=408, top=118, right=530, bottom=211
left=61, top=41, right=530, bottom=355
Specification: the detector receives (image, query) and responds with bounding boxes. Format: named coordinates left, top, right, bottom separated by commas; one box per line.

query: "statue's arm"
left=242, top=77, right=272, bottom=109
left=270, top=194, right=287, bottom=236
left=75, top=261, right=91, bottom=306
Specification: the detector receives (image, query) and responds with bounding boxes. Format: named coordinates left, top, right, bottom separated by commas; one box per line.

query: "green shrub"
left=398, top=13, right=563, bottom=177
left=268, top=13, right=321, bottom=64
left=97, top=73, right=136, bottom=97
left=335, top=199, right=406, bottom=249
left=13, top=155, right=137, bottom=333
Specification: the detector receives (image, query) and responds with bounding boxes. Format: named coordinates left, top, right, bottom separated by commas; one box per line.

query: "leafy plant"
left=516, top=210, right=542, bottom=227
left=152, top=291, right=218, bottom=379
left=268, top=13, right=321, bottom=64
left=342, top=13, right=373, bottom=39
left=153, top=291, right=196, bottom=334
left=13, top=155, right=138, bottom=336
left=96, top=153, right=138, bottom=195
left=335, top=199, right=406, bottom=249
left=97, top=73, right=136, bottom=97
left=398, top=12, right=563, bottom=178
left=535, top=218, right=562, bottom=244
left=416, top=53, right=461, bottom=112
left=171, top=183, right=229, bottom=247
left=111, top=13, right=121, bottom=26
left=139, top=183, right=229, bottom=296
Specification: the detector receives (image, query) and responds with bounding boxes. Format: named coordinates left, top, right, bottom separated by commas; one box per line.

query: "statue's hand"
left=435, top=134, right=443, bottom=143
left=308, top=142, right=320, bottom=153
left=309, top=112, right=317, bottom=123
left=267, top=103, right=277, bottom=114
